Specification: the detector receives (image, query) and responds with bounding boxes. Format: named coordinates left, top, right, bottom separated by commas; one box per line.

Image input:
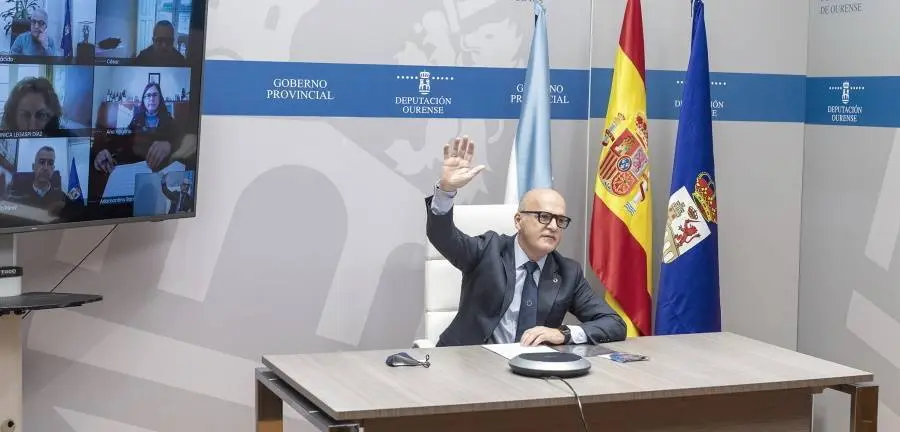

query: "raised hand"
left=439, top=136, right=486, bottom=192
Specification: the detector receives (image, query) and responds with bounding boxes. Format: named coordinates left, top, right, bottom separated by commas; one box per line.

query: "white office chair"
left=413, top=204, right=519, bottom=348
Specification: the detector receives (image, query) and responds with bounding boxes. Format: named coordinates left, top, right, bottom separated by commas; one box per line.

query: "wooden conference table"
left=255, top=332, right=878, bottom=431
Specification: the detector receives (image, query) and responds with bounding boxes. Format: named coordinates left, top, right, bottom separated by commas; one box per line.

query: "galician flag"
left=588, top=0, right=653, bottom=337
left=656, top=0, right=721, bottom=335
left=504, top=0, right=551, bottom=204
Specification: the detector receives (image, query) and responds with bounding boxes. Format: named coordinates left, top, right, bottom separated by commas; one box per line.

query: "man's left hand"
left=520, top=326, right=564, bottom=346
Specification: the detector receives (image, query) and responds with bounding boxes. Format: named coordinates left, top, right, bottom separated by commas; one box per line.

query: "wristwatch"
left=558, top=325, right=571, bottom=344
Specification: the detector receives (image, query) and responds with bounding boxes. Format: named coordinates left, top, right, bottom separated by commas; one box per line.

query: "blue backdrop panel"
left=201, top=60, right=589, bottom=120
left=202, top=60, right=892, bottom=128
left=590, top=69, right=806, bottom=123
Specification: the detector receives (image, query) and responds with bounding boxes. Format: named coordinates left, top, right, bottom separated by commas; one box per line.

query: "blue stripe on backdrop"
left=590, top=69, right=806, bottom=122
left=806, top=76, right=900, bottom=127
left=201, top=60, right=589, bottom=120
left=200, top=60, right=819, bottom=124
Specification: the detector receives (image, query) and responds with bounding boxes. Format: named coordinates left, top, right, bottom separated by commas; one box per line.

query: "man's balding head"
left=518, top=188, right=565, bottom=212
left=514, top=188, right=571, bottom=260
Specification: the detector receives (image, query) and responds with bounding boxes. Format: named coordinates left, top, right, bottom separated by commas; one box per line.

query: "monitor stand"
left=0, top=234, right=103, bottom=432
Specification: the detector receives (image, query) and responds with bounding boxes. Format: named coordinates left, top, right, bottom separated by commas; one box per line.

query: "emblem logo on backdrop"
left=395, top=70, right=455, bottom=115
left=418, top=71, right=432, bottom=95
left=827, top=80, right=864, bottom=123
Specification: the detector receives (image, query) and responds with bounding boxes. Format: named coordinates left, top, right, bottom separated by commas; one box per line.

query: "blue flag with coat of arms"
left=67, top=156, right=83, bottom=205
left=655, top=0, right=721, bottom=335
left=61, top=0, right=73, bottom=57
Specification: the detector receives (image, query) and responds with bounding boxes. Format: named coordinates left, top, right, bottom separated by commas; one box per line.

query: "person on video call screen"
left=10, top=8, right=58, bottom=57
left=94, top=80, right=183, bottom=174
left=1, top=78, right=61, bottom=132
left=135, top=20, right=186, bottom=66
left=8, top=145, right=67, bottom=213
left=160, top=172, right=192, bottom=213
left=0, top=69, right=92, bottom=138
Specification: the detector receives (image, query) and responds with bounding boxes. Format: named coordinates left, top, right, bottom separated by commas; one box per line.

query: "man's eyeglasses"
left=519, top=211, right=571, bottom=229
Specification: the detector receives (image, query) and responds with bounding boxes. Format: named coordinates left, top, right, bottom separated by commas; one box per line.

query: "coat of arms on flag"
left=662, top=172, right=717, bottom=264
left=67, top=185, right=81, bottom=201
left=597, top=111, right=650, bottom=215
left=67, top=156, right=84, bottom=205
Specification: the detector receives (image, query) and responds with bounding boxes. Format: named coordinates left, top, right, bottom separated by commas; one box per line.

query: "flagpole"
left=583, top=0, right=597, bottom=270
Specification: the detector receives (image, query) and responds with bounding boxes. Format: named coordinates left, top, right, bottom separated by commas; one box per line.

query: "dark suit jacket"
left=161, top=185, right=194, bottom=214
left=425, top=196, right=627, bottom=347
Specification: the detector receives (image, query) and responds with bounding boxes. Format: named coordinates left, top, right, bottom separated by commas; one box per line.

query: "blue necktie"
left=515, top=261, right=539, bottom=342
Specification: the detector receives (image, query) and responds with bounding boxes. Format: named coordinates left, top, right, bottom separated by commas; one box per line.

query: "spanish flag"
left=588, top=0, right=653, bottom=337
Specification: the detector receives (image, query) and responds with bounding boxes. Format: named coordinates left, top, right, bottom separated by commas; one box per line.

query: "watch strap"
left=559, top=325, right=571, bottom=344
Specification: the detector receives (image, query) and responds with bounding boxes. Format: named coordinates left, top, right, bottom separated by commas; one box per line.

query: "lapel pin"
left=553, top=275, right=559, bottom=283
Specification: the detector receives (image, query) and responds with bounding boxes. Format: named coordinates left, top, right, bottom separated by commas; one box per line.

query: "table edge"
left=262, top=353, right=874, bottom=421
left=261, top=356, right=347, bottom=421
left=255, top=367, right=362, bottom=431
left=333, top=375, right=873, bottom=420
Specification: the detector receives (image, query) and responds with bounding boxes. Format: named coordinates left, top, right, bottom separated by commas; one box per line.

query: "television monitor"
left=0, top=0, right=206, bottom=234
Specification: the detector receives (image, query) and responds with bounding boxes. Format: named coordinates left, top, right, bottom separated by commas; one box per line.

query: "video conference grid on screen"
left=0, top=0, right=201, bottom=231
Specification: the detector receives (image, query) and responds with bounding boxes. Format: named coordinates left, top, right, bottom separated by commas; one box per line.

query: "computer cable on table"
left=22, top=224, right=118, bottom=319
left=544, top=376, right=589, bottom=432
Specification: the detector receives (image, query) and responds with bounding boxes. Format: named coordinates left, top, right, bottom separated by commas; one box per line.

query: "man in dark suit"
left=8, top=145, right=68, bottom=214
left=161, top=173, right=194, bottom=214
left=427, top=136, right=626, bottom=347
